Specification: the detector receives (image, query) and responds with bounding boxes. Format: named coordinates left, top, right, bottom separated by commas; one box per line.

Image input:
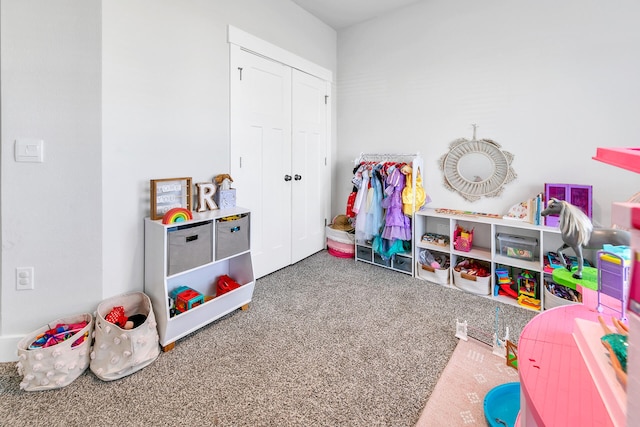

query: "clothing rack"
left=350, top=152, right=426, bottom=276
left=354, top=152, right=420, bottom=165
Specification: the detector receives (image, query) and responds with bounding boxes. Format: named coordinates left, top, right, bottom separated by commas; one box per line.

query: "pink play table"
left=517, top=304, right=621, bottom=426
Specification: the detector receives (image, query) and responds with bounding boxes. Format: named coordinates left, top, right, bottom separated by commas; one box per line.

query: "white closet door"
left=230, top=47, right=292, bottom=279
left=291, top=70, right=329, bottom=263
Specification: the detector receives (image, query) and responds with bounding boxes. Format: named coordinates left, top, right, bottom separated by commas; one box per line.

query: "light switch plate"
left=15, top=139, right=44, bottom=163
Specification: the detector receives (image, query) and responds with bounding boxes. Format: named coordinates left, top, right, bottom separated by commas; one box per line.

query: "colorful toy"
left=162, top=207, right=193, bottom=224
left=105, top=305, right=147, bottom=329
left=495, top=268, right=518, bottom=299
left=174, top=288, right=204, bottom=313
left=453, top=225, right=473, bottom=252
left=217, top=274, right=241, bottom=296
left=541, top=198, right=630, bottom=279
left=29, top=322, right=88, bottom=349
left=517, top=270, right=540, bottom=309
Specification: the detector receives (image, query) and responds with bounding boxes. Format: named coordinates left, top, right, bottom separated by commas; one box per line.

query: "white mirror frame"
left=439, top=137, right=516, bottom=202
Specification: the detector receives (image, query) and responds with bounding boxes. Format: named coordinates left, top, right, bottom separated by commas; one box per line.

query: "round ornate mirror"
left=439, top=128, right=516, bottom=202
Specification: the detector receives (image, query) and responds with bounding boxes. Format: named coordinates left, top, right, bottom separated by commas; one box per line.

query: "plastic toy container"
left=484, top=382, right=521, bottom=427
left=497, top=233, right=538, bottom=261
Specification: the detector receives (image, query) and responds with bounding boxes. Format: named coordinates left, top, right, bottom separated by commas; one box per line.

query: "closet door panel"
left=231, top=47, right=292, bottom=279
left=291, top=70, right=329, bottom=263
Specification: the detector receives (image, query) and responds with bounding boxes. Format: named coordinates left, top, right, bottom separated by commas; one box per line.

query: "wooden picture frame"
left=150, top=177, right=192, bottom=220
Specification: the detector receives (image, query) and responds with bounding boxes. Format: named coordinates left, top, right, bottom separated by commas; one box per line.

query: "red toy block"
left=175, top=289, right=204, bottom=313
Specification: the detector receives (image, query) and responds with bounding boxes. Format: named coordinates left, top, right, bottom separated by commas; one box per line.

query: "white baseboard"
left=0, top=335, right=21, bottom=363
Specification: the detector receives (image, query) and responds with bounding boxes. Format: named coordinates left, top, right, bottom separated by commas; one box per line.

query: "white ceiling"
left=291, top=0, right=423, bottom=30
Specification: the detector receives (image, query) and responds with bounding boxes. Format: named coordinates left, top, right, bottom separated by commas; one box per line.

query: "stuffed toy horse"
left=541, top=198, right=630, bottom=279
left=214, top=174, right=233, bottom=191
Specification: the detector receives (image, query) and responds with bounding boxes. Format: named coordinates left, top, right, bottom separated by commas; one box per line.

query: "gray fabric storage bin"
left=167, top=221, right=213, bottom=275
left=215, top=214, right=250, bottom=260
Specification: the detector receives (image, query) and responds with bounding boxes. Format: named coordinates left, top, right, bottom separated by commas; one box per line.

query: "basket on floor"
left=90, top=291, right=160, bottom=381
left=16, top=312, right=93, bottom=391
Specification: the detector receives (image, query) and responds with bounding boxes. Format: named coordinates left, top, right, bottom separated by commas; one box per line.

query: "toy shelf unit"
left=544, top=183, right=592, bottom=227
left=352, top=153, right=424, bottom=276
left=144, top=207, right=254, bottom=351
left=414, top=208, right=563, bottom=311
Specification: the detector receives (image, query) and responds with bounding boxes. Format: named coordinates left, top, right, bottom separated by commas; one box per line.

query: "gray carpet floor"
left=0, top=250, right=535, bottom=426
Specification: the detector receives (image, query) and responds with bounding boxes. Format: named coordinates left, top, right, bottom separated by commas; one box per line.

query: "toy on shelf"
left=544, top=183, right=592, bottom=227
left=453, top=225, right=473, bottom=252
left=517, top=270, right=540, bottom=310
left=169, top=286, right=205, bottom=314
left=217, top=274, right=241, bottom=296
left=541, top=198, right=631, bottom=279
left=213, top=174, right=236, bottom=209
left=495, top=268, right=517, bottom=299
left=162, top=207, right=193, bottom=224
left=421, top=232, right=449, bottom=247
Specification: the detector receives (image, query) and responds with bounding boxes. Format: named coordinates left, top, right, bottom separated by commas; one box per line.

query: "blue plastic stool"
left=484, top=382, right=520, bottom=427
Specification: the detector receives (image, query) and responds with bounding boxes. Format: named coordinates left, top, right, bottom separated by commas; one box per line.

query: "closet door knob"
left=284, top=175, right=292, bottom=181
left=294, top=174, right=302, bottom=181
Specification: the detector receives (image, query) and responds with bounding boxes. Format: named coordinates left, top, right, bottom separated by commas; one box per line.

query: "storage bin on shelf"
left=453, top=259, right=491, bottom=295
left=417, top=249, right=450, bottom=285
left=543, top=278, right=581, bottom=310
left=497, top=233, right=538, bottom=261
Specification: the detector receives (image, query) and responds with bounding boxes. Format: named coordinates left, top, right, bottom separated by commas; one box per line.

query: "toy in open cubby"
left=453, top=225, right=473, bottom=252
left=169, top=286, right=205, bottom=315
left=517, top=270, right=540, bottom=310
left=494, top=266, right=518, bottom=299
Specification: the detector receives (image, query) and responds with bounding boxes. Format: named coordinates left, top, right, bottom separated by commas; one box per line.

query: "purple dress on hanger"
left=382, top=167, right=411, bottom=241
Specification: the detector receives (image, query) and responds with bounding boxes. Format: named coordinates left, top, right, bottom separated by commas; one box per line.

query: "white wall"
left=335, top=0, right=640, bottom=226
left=0, top=0, right=336, bottom=361
left=0, top=1, right=103, bottom=360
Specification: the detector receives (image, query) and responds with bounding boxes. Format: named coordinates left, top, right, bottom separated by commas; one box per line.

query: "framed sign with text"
left=150, top=177, right=192, bottom=220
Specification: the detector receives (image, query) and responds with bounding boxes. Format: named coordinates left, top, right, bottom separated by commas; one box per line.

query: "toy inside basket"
left=453, top=259, right=490, bottom=295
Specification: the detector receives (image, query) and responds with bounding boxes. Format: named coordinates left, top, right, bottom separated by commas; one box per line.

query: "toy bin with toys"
left=16, top=312, right=93, bottom=391
left=543, top=277, right=581, bottom=310
left=453, top=258, right=491, bottom=295
left=417, top=249, right=450, bottom=285
left=497, top=233, right=537, bottom=261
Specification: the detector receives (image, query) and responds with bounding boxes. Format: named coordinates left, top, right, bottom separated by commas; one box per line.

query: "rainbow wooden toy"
left=162, top=207, right=193, bottom=224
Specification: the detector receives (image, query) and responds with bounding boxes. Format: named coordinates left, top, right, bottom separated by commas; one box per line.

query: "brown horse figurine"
left=541, top=198, right=630, bottom=279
